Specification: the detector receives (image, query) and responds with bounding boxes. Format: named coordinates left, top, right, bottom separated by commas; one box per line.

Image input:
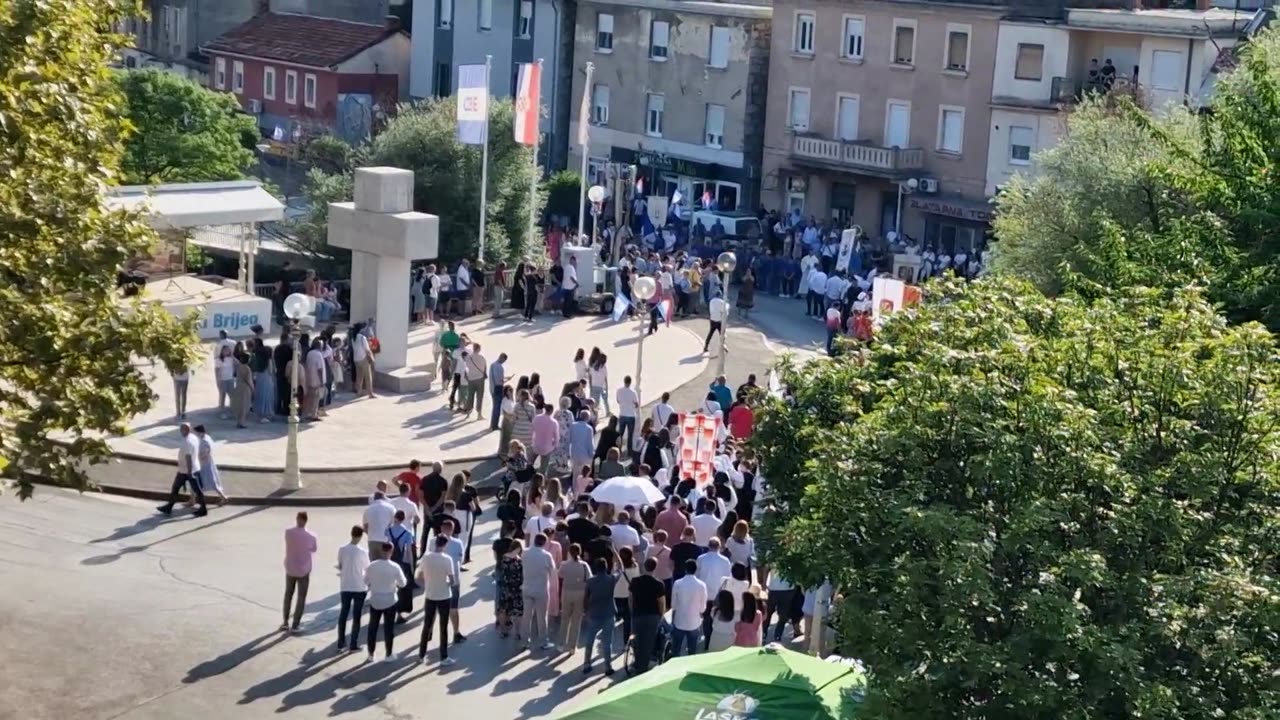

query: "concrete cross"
left=328, top=167, right=438, bottom=392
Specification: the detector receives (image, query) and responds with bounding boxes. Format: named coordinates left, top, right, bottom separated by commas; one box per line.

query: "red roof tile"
left=204, top=13, right=397, bottom=69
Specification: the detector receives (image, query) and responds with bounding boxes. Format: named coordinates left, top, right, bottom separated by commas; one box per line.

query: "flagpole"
left=529, top=59, right=543, bottom=259
left=479, top=54, right=492, bottom=261
left=577, top=61, right=594, bottom=245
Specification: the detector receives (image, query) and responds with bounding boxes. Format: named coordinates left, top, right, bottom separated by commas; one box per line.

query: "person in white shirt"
left=157, top=422, right=206, bottom=516
left=609, top=512, right=642, bottom=551
left=351, top=325, right=375, bottom=399
left=522, top=534, right=558, bottom=649
left=562, top=256, right=581, bottom=317
left=462, top=343, right=488, bottom=420
left=670, top=561, right=708, bottom=656
left=798, top=253, right=817, bottom=300
left=363, top=492, right=396, bottom=555
left=454, top=260, right=472, bottom=314
left=701, top=393, right=721, bottom=417
left=695, top=538, right=732, bottom=648
left=390, top=483, right=420, bottom=535
left=652, top=392, right=675, bottom=429
left=615, top=375, right=640, bottom=449
left=363, top=543, right=407, bottom=662
left=763, top=572, right=799, bottom=644
left=703, top=296, right=728, bottom=355
left=690, top=500, right=721, bottom=546
left=824, top=273, right=844, bottom=308
left=937, top=252, right=952, bottom=277
left=336, top=526, right=371, bottom=652
left=416, top=534, right=458, bottom=665
left=806, top=268, right=828, bottom=318
left=525, top=502, right=556, bottom=544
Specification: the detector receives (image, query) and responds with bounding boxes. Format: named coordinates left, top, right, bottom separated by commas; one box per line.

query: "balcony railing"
left=1051, top=75, right=1144, bottom=105
left=792, top=135, right=924, bottom=174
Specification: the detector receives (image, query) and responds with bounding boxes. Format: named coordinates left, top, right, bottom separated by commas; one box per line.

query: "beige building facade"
left=569, top=0, right=772, bottom=213
left=762, top=0, right=1002, bottom=253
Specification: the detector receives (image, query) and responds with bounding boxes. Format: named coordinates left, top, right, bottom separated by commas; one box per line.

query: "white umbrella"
left=590, top=475, right=665, bottom=507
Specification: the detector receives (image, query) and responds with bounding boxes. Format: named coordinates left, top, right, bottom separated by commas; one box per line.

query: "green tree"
left=300, top=98, right=539, bottom=264
left=300, top=134, right=353, bottom=176
left=116, top=68, right=258, bottom=185
left=1, top=0, right=200, bottom=497
left=543, top=169, right=582, bottom=225
left=755, top=277, right=1280, bottom=720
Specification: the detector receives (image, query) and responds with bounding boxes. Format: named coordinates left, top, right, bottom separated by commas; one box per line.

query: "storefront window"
left=923, top=217, right=984, bottom=254
left=830, top=182, right=855, bottom=228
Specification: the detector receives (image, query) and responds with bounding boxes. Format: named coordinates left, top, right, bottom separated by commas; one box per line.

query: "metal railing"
left=792, top=135, right=924, bottom=172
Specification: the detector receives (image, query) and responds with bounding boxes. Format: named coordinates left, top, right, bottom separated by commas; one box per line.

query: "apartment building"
left=410, top=0, right=575, bottom=168
left=568, top=0, right=772, bottom=212
left=986, top=4, right=1262, bottom=195
left=762, top=0, right=1004, bottom=252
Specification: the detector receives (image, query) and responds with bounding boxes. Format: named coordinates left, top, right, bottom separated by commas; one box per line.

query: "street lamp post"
left=715, top=251, right=737, bottom=376
left=895, top=177, right=919, bottom=238
left=280, top=293, right=311, bottom=491
left=588, top=184, right=606, bottom=249
left=632, top=275, right=657, bottom=401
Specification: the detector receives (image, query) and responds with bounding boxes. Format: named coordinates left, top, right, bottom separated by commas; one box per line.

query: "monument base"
left=375, top=366, right=434, bottom=393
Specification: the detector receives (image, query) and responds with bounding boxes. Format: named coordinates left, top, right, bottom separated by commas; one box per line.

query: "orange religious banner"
left=678, top=412, right=719, bottom=487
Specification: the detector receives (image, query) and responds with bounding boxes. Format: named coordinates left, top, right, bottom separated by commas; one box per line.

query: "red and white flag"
left=513, top=62, right=541, bottom=145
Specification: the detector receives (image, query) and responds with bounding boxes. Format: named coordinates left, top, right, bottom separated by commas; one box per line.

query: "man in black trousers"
left=157, top=422, right=207, bottom=517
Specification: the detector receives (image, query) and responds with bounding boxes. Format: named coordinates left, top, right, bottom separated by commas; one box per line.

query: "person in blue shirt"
left=710, top=376, right=732, bottom=411
left=568, top=411, right=596, bottom=478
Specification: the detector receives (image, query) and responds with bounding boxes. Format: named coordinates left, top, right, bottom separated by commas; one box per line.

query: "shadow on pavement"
left=81, top=505, right=270, bottom=566
left=184, top=630, right=288, bottom=684
left=238, top=645, right=347, bottom=705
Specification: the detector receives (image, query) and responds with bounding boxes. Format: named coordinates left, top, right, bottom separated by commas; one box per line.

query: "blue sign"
left=200, top=311, right=259, bottom=333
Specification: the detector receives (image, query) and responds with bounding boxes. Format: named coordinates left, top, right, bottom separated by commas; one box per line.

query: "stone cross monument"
left=328, top=167, right=437, bottom=392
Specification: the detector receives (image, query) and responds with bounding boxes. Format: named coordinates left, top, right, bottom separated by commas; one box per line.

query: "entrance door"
left=885, top=101, right=910, bottom=148
left=880, top=190, right=898, bottom=238
left=830, top=182, right=856, bottom=227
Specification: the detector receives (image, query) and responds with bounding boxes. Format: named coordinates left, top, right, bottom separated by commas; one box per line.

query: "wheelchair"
left=624, top=619, right=674, bottom=677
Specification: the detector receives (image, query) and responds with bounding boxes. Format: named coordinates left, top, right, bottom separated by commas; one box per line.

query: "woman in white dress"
left=708, top=589, right=737, bottom=651
left=194, top=425, right=229, bottom=506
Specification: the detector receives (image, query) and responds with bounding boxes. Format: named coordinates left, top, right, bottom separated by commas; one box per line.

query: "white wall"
left=985, top=109, right=1063, bottom=196
left=992, top=23, right=1071, bottom=101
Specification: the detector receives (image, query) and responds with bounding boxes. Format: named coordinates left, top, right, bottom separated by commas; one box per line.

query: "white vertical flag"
left=456, top=64, right=489, bottom=145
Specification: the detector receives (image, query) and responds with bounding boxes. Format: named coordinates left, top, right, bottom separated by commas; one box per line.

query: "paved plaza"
left=112, top=313, right=708, bottom=471
left=0, top=489, right=622, bottom=720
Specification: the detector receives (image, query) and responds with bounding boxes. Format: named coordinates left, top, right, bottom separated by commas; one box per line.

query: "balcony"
left=1051, top=75, right=1145, bottom=106
left=791, top=135, right=924, bottom=179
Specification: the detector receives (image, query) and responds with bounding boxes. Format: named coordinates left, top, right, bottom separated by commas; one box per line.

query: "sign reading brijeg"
left=169, top=296, right=272, bottom=340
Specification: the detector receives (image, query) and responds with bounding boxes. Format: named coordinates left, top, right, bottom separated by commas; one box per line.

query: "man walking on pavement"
left=336, top=526, right=369, bottom=653
left=703, top=295, right=728, bottom=355
left=282, top=511, right=317, bottom=633
left=615, top=375, right=639, bottom=450
left=417, top=534, right=457, bottom=666
left=157, top=422, right=207, bottom=517
left=462, top=342, right=488, bottom=420
left=489, top=352, right=508, bottom=431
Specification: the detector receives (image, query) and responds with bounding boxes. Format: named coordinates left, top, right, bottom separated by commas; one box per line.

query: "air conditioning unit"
left=917, top=178, right=939, bottom=193
left=247, top=98, right=263, bottom=114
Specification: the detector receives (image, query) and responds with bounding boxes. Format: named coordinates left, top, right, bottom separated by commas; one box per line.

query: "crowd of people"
left=250, top=356, right=833, bottom=675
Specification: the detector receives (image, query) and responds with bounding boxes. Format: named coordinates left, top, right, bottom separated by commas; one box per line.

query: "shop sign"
left=637, top=150, right=710, bottom=178
left=907, top=196, right=993, bottom=223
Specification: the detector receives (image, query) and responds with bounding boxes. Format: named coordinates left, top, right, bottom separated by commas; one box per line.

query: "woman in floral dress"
left=496, top=539, right=525, bottom=639
left=549, top=396, right=575, bottom=475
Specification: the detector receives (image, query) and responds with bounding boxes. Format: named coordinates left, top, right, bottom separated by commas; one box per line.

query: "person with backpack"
left=388, top=510, right=417, bottom=623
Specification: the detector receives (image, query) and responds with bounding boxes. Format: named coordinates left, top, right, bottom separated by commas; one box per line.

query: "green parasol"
left=555, top=646, right=867, bottom=720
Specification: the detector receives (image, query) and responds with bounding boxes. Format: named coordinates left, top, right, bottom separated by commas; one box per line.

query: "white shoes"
left=441, top=657, right=457, bottom=667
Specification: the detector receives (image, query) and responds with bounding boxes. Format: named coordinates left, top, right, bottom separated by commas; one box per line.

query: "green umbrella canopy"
left=556, top=646, right=867, bottom=720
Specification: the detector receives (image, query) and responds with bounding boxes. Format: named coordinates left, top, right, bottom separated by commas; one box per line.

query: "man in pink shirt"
left=654, top=496, right=689, bottom=543
left=530, top=404, right=559, bottom=472
left=282, top=511, right=318, bottom=633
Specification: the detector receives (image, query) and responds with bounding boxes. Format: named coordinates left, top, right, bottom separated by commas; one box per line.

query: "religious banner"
left=678, top=412, right=720, bottom=486
left=872, top=277, right=923, bottom=326
left=837, top=226, right=860, bottom=272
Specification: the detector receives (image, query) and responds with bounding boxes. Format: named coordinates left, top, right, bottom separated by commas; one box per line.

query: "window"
left=479, top=0, right=492, bottom=30
left=518, top=0, right=533, bottom=38
left=945, top=25, right=969, bottom=71
left=836, top=94, right=860, bottom=141
left=437, top=0, right=453, bottom=28
left=304, top=73, right=317, bottom=109
left=592, top=84, right=610, bottom=125
left=705, top=104, right=725, bottom=147
left=232, top=60, right=244, bottom=94
left=1009, top=126, right=1034, bottom=165
left=885, top=100, right=910, bottom=147
left=214, top=57, right=226, bottom=89
left=1015, top=43, right=1044, bottom=81
left=285, top=69, right=297, bottom=104
left=794, top=12, right=815, bottom=54
left=1151, top=50, right=1183, bottom=91
left=891, top=20, right=915, bottom=65
left=650, top=20, right=669, bottom=60
left=263, top=66, right=276, bottom=100
left=709, top=26, right=731, bottom=68
left=788, top=87, right=810, bottom=131
left=596, top=13, right=614, bottom=52
left=841, top=16, right=864, bottom=60
left=646, top=93, right=664, bottom=136
left=937, top=106, right=964, bottom=154
left=434, top=62, right=451, bottom=96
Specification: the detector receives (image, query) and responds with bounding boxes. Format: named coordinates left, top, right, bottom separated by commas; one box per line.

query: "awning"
left=106, top=180, right=285, bottom=229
